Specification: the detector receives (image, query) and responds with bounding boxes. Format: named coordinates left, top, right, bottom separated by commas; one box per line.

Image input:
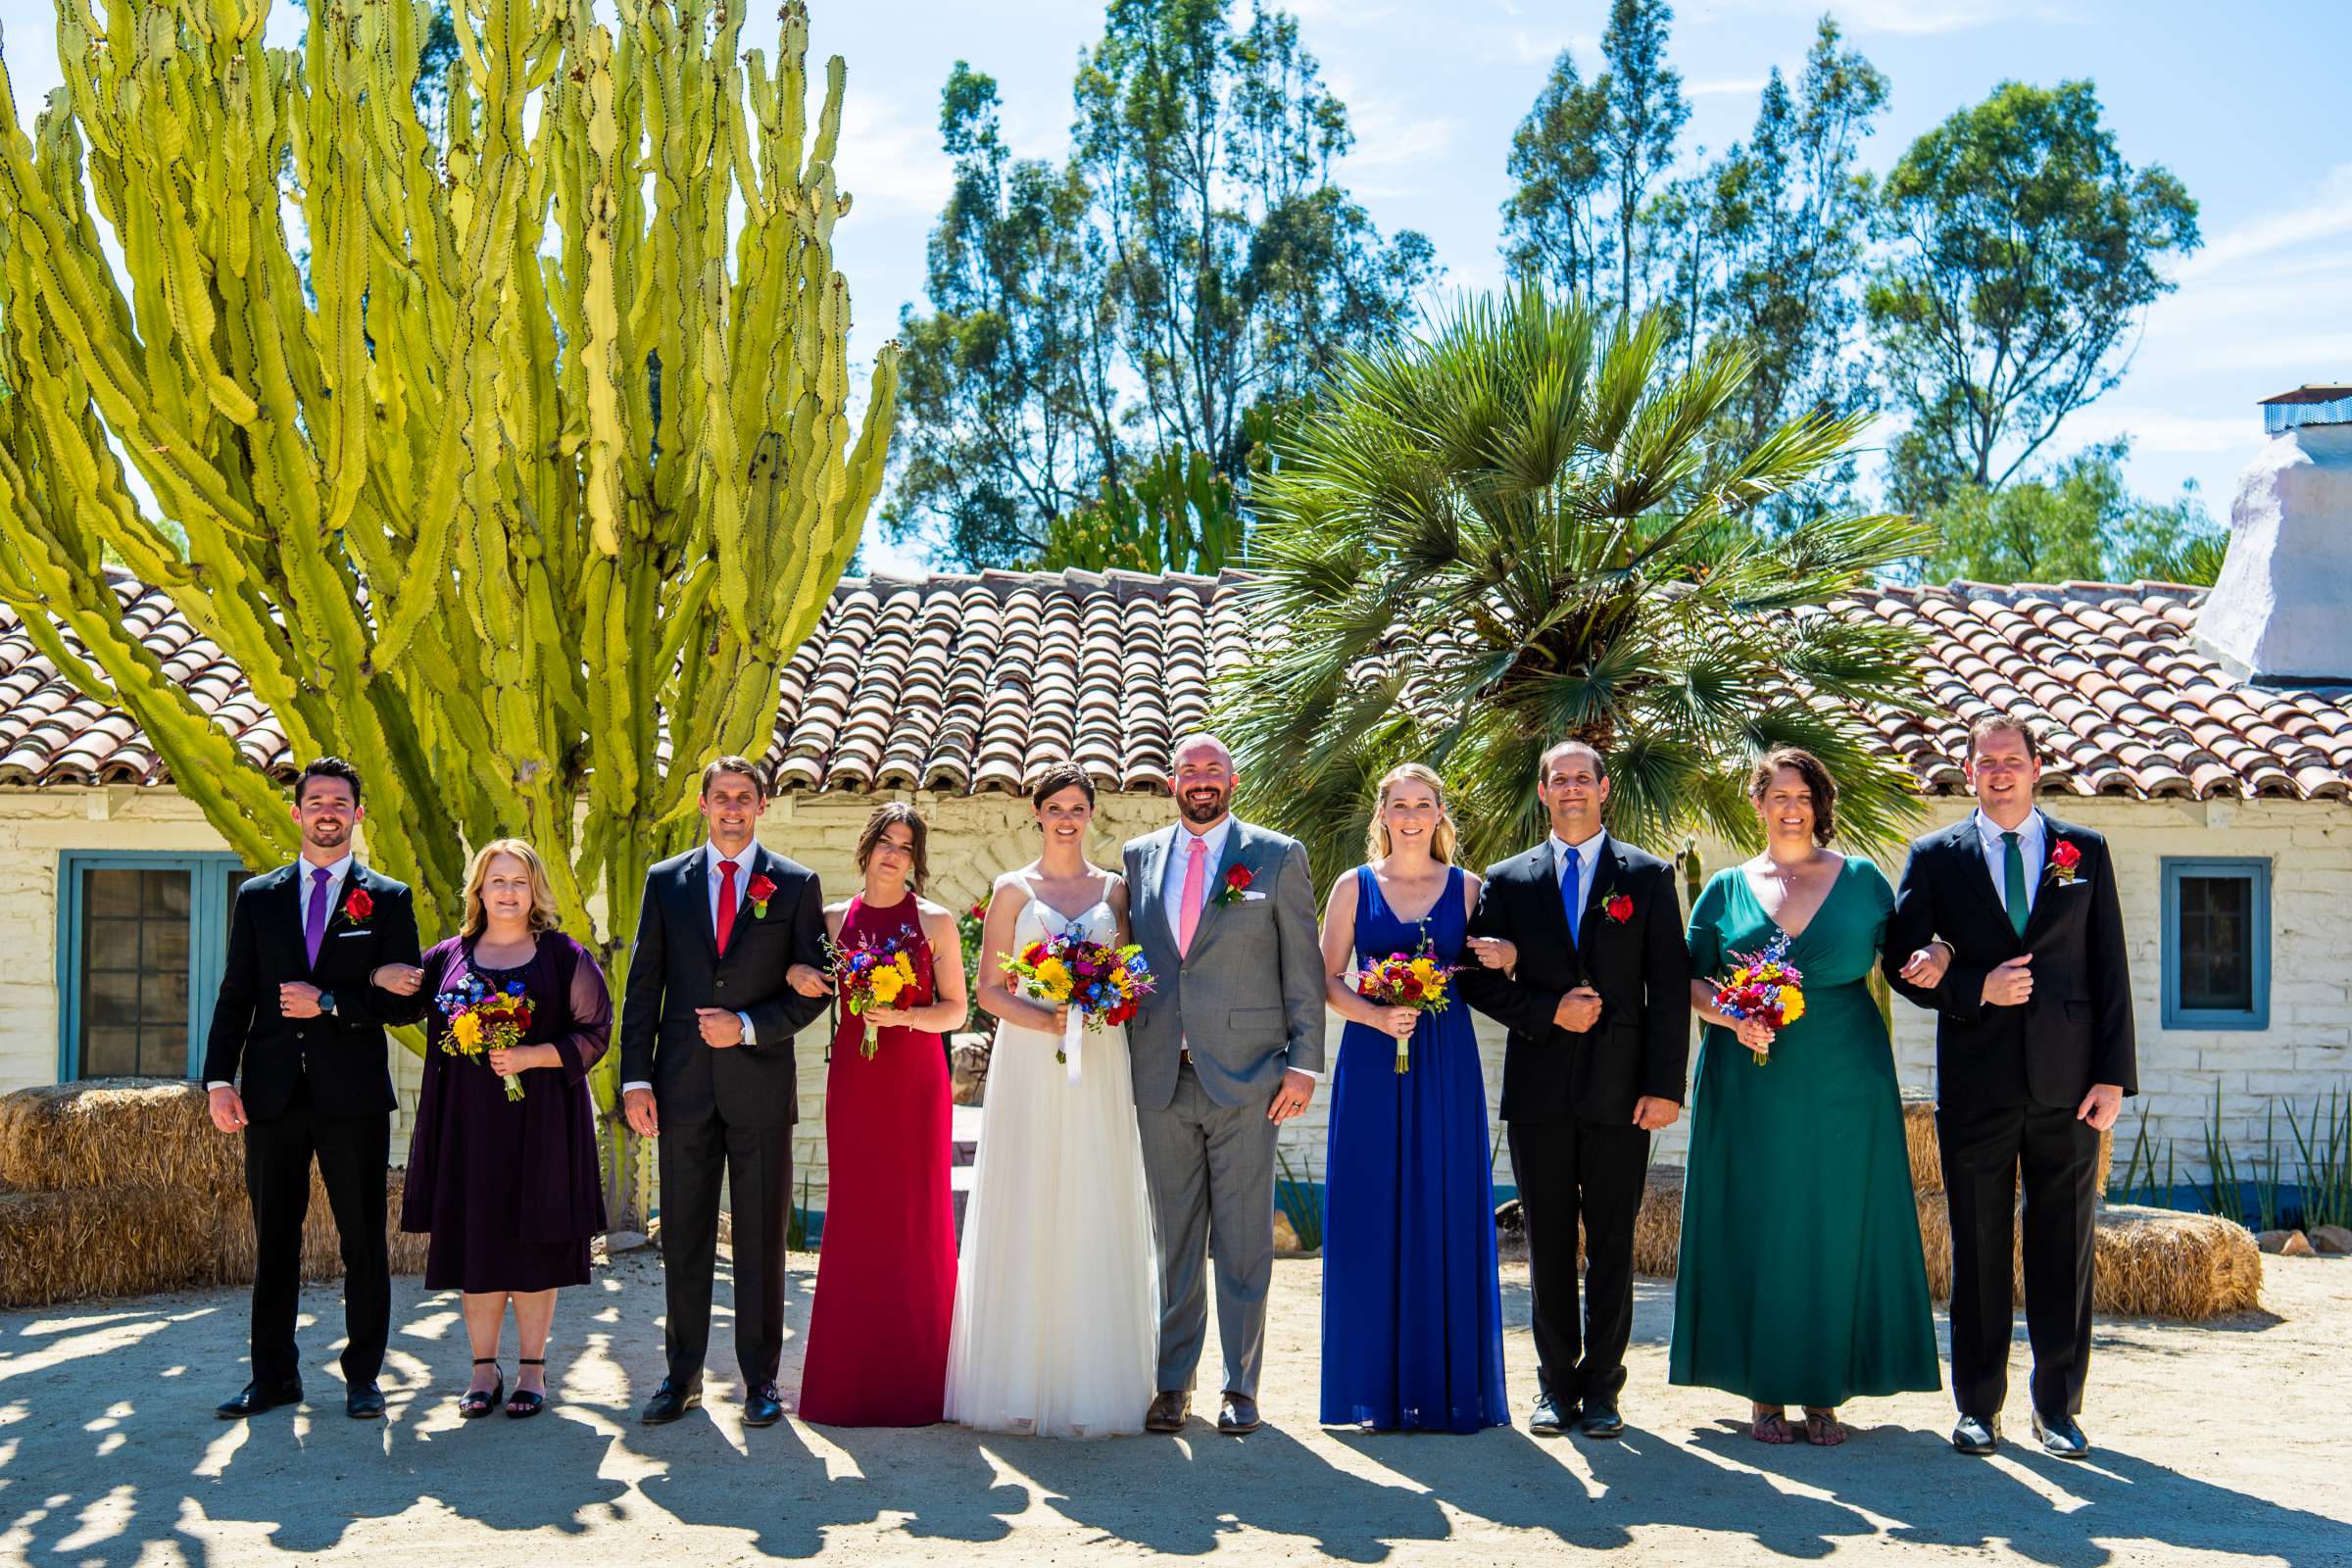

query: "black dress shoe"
left=744, top=1382, right=785, bottom=1428
left=1145, top=1391, right=1191, bottom=1433
left=1529, top=1394, right=1575, bottom=1436
left=641, top=1377, right=703, bottom=1425
left=345, top=1382, right=386, bottom=1419
left=217, top=1380, right=303, bottom=1419
left=1951, top=1414, right=2000, bottom=1455
left=1578, top=1399, right=1624, bottom=1440
left=1216, top=1393, right=1261, bottom=1435
left=2033, top=1410, right=2089, bottom=1459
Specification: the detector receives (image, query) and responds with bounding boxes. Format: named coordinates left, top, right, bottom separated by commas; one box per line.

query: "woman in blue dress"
left=1317, top=762, right=1508, bottom=1433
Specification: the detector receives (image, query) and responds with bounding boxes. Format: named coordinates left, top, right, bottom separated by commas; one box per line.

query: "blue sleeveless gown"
left=1320, top=864, right=1508, bottom=1432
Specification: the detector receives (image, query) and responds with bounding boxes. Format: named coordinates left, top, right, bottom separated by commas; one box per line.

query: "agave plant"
left=1221, top=286, right=1935, bottom=875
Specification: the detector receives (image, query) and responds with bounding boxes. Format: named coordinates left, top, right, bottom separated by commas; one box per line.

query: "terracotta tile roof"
left=5, top=569, right=2350, bottom=802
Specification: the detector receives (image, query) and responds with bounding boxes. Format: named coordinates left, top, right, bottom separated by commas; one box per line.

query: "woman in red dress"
left=788, top=803, right=968, bottom=1425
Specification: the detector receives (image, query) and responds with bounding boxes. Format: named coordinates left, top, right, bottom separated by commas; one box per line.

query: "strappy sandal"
left=1750, top=1403, right=1795, bottom=1445
left=1802, top=1406, right=1847, bottom=1446
left=506, top=1357, right=546, bottom=1420
left=460, top=1358, right=503, bottom=1420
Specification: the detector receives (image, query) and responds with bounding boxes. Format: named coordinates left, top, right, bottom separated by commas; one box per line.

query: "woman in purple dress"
left=389, top=839, right=612, bottom=1419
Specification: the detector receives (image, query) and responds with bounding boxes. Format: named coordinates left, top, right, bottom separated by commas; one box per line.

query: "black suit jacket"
left=1458, top=835, right=1692, bottom=1124
left=618, top=843, right=829, bottom=1128
left=1883, top=811, right=2137, bottom=1114
left=201, top=861, right=422, bottom=1121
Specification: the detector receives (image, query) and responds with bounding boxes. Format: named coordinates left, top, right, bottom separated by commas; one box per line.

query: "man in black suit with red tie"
left=204, top=758, right=422, bottom=1420
left=620, top=756, right=831, bottom=1428
left=1456, top=740, right=1690, bottom=1441
left=1885, top=716, right=2135, bottom=1460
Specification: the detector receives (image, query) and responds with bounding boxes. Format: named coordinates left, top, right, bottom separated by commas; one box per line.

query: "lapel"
left=1139, top=826, right=1178, bottom=951
left=682, top=846, right=720, bottom=964
left=2020, top=810, right=2076, bottom=946
left=1521, top=842, right=1579, bottom=977
left=1575, top=834, right=1619, bottom=963
left=272, top=862, right=307, bottom=970
left=1946, top=814, right=2022, bottom=949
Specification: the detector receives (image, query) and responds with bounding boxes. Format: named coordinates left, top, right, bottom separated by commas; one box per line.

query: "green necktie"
left=2002, top=830, right=2029, bottom=938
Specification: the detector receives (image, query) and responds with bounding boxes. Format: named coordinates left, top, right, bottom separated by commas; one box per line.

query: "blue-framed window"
left=2160, top=858, right=2271, bottom=1031
left=58, top=853, right=251, bottom=1082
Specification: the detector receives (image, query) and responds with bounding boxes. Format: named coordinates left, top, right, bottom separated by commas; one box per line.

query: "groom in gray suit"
left=1124, top=733, right=1326, bottom=1436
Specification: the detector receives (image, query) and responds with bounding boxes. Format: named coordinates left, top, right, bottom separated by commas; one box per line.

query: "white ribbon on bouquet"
left=1062, top=1004, right=1086, bottom=1086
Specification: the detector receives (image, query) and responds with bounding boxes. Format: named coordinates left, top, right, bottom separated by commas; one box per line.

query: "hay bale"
left=2095, top=1205, right=2263, bottom=1319
left=1897, top=1092, right=2112, bottom=1199
left=0, top=1080, right=241, bottom=1200
left=0, top=1183, right=226, bottom=1307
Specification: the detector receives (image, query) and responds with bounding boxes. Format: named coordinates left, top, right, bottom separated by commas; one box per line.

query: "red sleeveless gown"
left=796, top=894, right=958, bottom=1425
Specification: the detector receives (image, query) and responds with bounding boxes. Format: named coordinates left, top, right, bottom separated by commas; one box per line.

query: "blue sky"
left=4, top=0, right=2346, bottom=578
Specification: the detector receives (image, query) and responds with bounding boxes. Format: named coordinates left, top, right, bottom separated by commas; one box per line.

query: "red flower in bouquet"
left=2046, top=839, right=2082, bottom=885
left=746, top=873, right=778, bottom=918
left=342, top=886, right=373, bottom=924
left=1212, top=864, right=1254, bottom=907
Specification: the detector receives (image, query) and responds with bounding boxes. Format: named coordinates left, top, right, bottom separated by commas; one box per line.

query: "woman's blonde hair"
left=460, top=838, right=562, bottom=939
left=1364, top=762, right=1457, bottom=865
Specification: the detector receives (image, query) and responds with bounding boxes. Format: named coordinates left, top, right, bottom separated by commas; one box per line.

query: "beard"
left=1178, top=789, right=1229, bottom=827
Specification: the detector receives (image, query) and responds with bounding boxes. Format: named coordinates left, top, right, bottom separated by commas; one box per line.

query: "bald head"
left=1169, top=732, right=1237, bottom=829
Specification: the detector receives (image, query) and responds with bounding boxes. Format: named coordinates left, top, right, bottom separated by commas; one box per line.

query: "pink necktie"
left=1177, top=836, right=1208, bottom=956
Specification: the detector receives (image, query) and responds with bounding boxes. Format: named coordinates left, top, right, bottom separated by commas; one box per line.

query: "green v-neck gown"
left=1670, top=858, right=1941, bottom=1407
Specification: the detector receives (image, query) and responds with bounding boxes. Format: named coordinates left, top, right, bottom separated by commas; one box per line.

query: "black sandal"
left=460, top=1358, right=503, bottom=1420
left=506, top=1357, right=546, bottom=1420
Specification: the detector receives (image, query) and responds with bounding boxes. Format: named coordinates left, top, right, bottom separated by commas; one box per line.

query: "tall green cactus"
left=0, top=0, right=899, bottom=1224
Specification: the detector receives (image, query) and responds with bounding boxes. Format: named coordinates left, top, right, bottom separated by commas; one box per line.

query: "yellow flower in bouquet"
left=451, top=1010, right=484, bottom=1054
left=870, top=967, right=906, bottom=1005
left=1033, top=956, right=1073, bottom=1001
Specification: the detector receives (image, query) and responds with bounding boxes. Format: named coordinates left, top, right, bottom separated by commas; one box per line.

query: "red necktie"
left=715, top=859, right=740, bottom=956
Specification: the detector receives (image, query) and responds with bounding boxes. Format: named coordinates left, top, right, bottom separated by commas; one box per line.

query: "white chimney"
left=2194, top=385, right=2352, bottom=686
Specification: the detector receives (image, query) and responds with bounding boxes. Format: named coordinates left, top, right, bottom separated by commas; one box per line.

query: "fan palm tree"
left=1221, top=286, right=1936, bottom=878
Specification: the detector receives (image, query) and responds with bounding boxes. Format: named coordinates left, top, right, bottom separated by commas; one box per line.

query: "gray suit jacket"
left=1123, top=818, right=1327, bottom=1111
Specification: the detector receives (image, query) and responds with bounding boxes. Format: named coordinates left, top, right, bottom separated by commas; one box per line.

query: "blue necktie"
left=1560, top=849, right=1582, bottom=946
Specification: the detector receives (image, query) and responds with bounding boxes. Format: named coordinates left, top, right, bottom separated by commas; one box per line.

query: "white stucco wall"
left=6, top=785, right=2347, bottom=1212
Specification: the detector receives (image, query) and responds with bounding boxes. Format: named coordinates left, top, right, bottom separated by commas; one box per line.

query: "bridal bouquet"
left=435, top=971, right=532, bottom=1101
left=1711, top=933, right=1805, bottom=1065
left=1001, top=933, right=1155, bottom=1085
left=826, top=930, right=920, bottom=1059
left=1350, top=935, right=1456, bottom=1073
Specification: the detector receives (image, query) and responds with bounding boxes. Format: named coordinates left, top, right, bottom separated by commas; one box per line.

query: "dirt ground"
left=1, top=1248, right=2345, bottom=1567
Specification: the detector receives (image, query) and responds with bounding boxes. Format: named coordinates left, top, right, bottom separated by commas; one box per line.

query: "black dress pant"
left=1937, top=1100, right=2099, bottom=1421
left=1508, top=1115, right=1651, bottom=1406
left=659, top=1112, right=793, bottom=1388
left=243, top=1081, right=391, bottom=1387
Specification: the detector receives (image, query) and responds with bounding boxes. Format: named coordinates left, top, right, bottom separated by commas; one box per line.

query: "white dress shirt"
left=622, top=842, right=763, bottom=1094
left=1972, top=808, right=2045, bottom=921
left=1549, top=829, right=1607, bottom=927
left=208, top=853, right=354, bottom=1091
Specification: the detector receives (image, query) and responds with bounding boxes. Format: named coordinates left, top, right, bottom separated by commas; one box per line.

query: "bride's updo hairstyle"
left=1030, top=760, right=1097, bottom=812
left=1365, top=761, right=1458, bottom=865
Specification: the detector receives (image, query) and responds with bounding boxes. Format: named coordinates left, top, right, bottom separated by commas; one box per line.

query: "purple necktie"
left=305, top=865, right=331, bottom=968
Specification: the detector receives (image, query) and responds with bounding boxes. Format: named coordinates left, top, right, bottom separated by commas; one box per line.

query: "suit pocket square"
left=1240, top=890, right=1268, bottom=902
left=333, top=930, right=371, bottom=939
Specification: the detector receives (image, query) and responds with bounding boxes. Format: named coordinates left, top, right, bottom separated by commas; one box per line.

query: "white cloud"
left=1688, top=76, right=1771, bottom=99
left=2176, top=163, right=2352, bottom=282
left=833, top=94, right=955, bottom=220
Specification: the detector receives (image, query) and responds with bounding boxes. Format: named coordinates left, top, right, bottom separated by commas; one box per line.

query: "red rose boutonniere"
left=2045, top=839, right=2082, bottom=886
left=1601, top=888, right=1635, bottom=924
left=746, top=873, right=779, bottom=919
left=1212, top=864, right=1254, bottom=907
left=342, top=886, right=373, bottom=925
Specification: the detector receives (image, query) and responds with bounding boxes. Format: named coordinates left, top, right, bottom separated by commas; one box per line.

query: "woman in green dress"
left=1673, top=748, right=1952, bottom=1446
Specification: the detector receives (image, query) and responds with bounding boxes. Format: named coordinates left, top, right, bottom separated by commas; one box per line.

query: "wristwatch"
left=318, top=991, right=339, bottom=1017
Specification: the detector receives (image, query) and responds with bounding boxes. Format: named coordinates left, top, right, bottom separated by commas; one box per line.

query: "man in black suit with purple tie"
left=204, top=758, right=421, bottom=1420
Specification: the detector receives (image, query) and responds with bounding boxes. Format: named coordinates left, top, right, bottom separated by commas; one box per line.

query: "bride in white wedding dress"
left=945, top=763, right=1159, bottom=1437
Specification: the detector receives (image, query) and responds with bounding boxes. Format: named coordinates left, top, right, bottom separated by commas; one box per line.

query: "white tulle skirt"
left=944, top=1016, right=1160, bottom=1438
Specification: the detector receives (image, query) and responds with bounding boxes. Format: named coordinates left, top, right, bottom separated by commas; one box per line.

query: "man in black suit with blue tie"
left=204, top=758, right=421, bottom=1419
left=1885, top=717, right=2136, bottom=1460
left=1456, top=740, right=1690, bottom=1440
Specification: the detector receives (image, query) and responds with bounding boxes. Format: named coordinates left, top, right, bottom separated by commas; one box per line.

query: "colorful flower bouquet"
left=435, top=970, right=533, bottom=1101
left=1350, top=935, right=1457, bottom=1073
left=826, top=929, right=920, bottom=1059
left=1001, top=932, right=1156, bottom=1084
left=1711, top=932, right=1805, bottom=1065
